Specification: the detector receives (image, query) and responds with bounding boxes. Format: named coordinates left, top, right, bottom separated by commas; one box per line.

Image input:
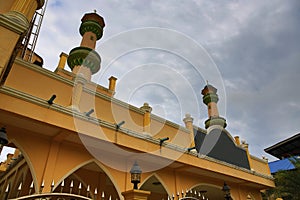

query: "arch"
left=188, top=183, right=227, bottom=200
left=53, top=159, right=122, bottom=200
left=0, top=140, right=36, bottom=198
left=140, top=173, right=169, bottom=200
left=9, top=139, right=38, bottom=193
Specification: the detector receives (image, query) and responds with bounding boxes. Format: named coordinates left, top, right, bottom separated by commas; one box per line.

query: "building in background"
left=0, top=1, right=274, bottom=199
left=263, top=133, right=300, bottom=199
left=265, top=133, right=300, bottom=174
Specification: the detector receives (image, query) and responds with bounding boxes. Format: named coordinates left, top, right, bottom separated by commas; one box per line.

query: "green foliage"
left=265, top=157, right=300, bottom=200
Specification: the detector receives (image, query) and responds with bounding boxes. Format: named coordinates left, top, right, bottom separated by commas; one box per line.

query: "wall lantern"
left=85, top=109, right=94, bottom=117
left=0, top=127, right=8, bottom=146
left=130, top=161, right=142, bottom=189
left=116, top=121, right=125, bottom=130
left=47, top=94, right=56, bottom=105
left=187, top=146, right=196, bottom=152
left=159, top=137, right=169, bottom=146
left=222, top=182, right=232, bottom=200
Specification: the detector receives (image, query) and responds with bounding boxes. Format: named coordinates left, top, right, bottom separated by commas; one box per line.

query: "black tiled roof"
left=194, top=128, right=250, bottom=169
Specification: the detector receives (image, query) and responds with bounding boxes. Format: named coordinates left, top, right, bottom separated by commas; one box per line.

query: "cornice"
left=15, top=59, right=191, bottom=132
left=197, top=154, right=274, bottom=180
left=0, top=13, right=28, bottom=34
left=250, top=155, right=269, bottom=163
left=151, top=114, right=190, bottom=133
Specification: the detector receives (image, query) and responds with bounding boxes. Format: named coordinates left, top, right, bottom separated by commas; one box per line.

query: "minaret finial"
left=94, top=9, right=97, bottom=13
left=206, top=80, right=209, bottom=85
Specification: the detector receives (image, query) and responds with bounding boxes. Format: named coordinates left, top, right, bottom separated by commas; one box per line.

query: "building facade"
left=0, top=1, right=274, bottom=199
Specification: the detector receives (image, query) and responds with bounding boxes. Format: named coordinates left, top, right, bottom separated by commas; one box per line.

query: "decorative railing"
left=3, top=179, right=115, bottom=200
left=167, top=189, right=209, bottom=200
left=9, top=193, right=93, bottom=200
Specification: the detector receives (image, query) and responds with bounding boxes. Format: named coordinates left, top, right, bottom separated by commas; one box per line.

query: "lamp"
left=0, top=127, right=8, bottom=146
left=130, top=161, right=142, bottom=189
left=187, top=146, right=196, bottom=152
left=116, top=121, right=125, bottom=130
left=85, top=109, right=94, bottom=117
left=159, top=137, right=169, bottom=146
left=47, top=95, right=56, bottom=105
left=222, top=182, right=232, bottom=200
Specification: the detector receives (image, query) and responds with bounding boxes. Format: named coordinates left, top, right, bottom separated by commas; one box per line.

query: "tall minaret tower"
left=67, top=11, right=105, bottom=110
left=201, top=84, right=227, bottom=130
left=67, top=11, right=105, bottom=80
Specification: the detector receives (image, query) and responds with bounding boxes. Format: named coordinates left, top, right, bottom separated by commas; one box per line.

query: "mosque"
left=0, top=0, right=274, bottom=199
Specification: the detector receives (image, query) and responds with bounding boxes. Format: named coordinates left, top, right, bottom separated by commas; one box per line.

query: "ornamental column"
left=140, top=103, right=152, bottom=133
left=67, top=11, right=105, bottom=110
left=183, top=113, right=195, bottom=147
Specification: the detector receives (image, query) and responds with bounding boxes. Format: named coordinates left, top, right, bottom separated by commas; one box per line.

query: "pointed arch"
left=53, top=159, right=122, bottom=200
left=188, top=183, right=230, bottom=200
left=140, top=173, right=169, bottom=200
left=9, top=139, right=38, bottom=193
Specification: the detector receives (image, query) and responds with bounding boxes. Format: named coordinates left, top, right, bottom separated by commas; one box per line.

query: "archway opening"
left=140, top=175, right=168, bottom=200
left=189, top=184, right=224, bottom=200
left=53, top=162, right=119, bottom=200
left=0, top=147, right=35, bottom=199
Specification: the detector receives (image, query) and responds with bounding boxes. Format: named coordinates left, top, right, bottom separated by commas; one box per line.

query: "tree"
left=264, top=157, right=300, bottom=200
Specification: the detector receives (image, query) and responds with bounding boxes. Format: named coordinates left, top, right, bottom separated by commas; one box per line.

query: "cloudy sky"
left=3, top=0, right=300, bottom=162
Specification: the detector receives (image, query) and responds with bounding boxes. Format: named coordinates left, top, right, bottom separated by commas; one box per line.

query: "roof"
left=81, top=12, right=105, bottom=27
left=268, top=157, right=298, bottom=174
left=265, top=133, right=300, bottom=159
left=194, top=128, right=250, bottom=170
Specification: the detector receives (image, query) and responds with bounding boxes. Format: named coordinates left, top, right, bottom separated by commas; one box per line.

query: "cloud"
left=205, top=0, right=300, bottom=159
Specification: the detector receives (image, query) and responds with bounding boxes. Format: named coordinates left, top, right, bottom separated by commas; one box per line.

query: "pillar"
left=0, top=0, right=44, bottom=83
left=140, top=103, right=152, bottom=133
left=122, top=189, right=151, bottom=200
left=5, top=0, right=44, bottom=27
left=108, top=76, right=117, bottom=95
left=234, top=136, right=240, bottom=146
left=183, top=113, right=195, bottom=147
left=69, top=74, right=87, bottom=111
left=56, top=52, right=68, bottom=69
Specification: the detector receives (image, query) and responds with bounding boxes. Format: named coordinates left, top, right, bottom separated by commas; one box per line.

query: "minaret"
left=67, top=11, right=105, bottom=110
left=67, top=11, right=105, bottom=80
left=201, top=84, right=226, bottom=130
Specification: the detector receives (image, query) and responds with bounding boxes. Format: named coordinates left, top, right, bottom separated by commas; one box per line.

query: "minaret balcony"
left=80, top=19, right=104, bottom=40
left=202, top=93, right=219, bottom=105
left=204, top=116, right=227, bottom=129
left=67, top=46, right=101, bottom=74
